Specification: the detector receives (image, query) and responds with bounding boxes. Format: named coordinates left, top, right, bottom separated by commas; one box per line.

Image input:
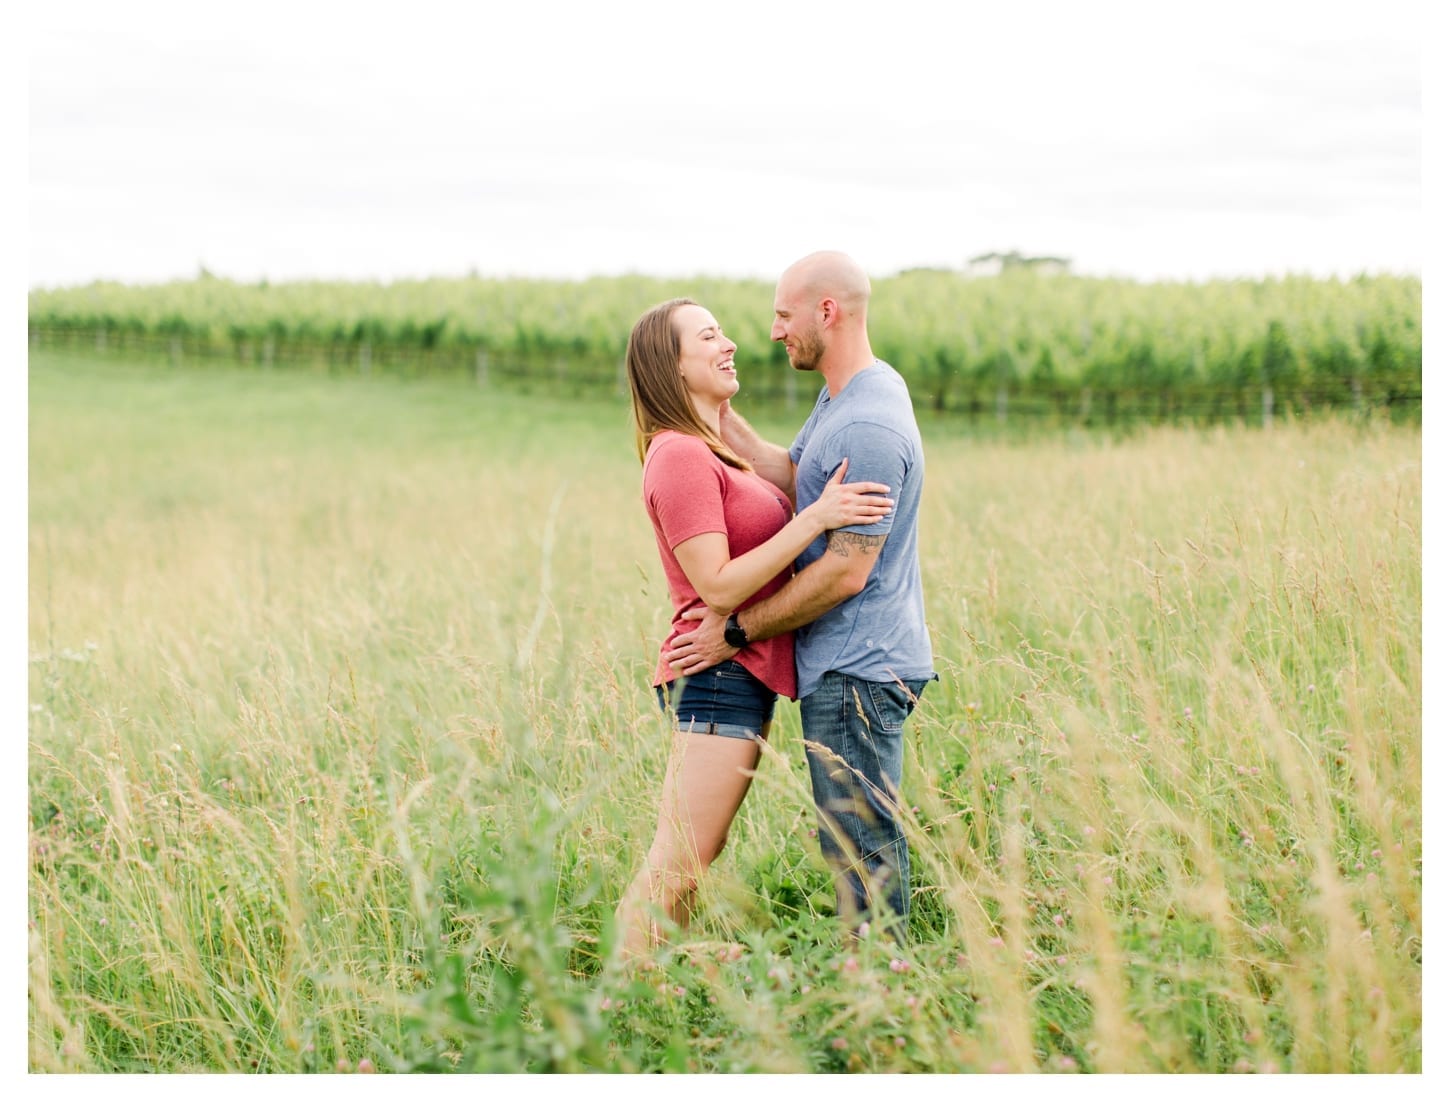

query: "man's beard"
left=790, top=328, right=824, bottom=372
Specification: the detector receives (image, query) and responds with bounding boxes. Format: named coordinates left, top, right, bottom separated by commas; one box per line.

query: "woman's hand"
left=801, top=458, right=892, bottom=532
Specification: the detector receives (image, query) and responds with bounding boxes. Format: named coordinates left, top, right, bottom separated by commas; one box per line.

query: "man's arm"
left=737, top=530, right=883, bottom=639
left=663, top=530, right=885, bottom=676
left=720, top=403, right=796, bottom=506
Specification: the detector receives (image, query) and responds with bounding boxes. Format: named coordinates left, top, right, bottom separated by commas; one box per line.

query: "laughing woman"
left=614, top=298, right=892, bottom=957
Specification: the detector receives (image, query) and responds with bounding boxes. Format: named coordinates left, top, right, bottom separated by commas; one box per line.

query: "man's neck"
left=820, top=344, right=877, bottom=398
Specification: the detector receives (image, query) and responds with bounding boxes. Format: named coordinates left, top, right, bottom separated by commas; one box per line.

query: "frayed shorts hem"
left=674, top=719, right=765, bottom=742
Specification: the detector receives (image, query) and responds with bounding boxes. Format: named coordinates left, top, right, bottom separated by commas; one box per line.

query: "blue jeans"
left=800, top=671, right=930, bottom=930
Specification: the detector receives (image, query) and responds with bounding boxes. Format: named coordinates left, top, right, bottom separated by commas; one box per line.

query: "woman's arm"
left=663, top=530, right=886, bottom=676
left=671, top=461, right=890, bottom=615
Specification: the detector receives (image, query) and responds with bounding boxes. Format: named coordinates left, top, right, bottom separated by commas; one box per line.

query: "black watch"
left=724, top=613, right=750, bottom=649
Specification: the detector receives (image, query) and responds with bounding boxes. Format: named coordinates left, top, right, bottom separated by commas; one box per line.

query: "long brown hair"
left=625, top=298, right=751, bottom=471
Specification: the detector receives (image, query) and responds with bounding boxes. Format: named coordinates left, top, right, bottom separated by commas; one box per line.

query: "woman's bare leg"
left=615, top=725, right=767, bottom=959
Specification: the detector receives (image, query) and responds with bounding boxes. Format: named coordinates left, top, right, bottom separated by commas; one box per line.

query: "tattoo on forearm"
left=827, top=531, right=887, bottom=558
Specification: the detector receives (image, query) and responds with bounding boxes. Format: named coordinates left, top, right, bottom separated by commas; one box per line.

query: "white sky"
left=25, top=0, right=1426, bottom=288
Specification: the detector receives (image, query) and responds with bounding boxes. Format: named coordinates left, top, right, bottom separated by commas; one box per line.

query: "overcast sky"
left=27, top=0, right=1425, bottom=288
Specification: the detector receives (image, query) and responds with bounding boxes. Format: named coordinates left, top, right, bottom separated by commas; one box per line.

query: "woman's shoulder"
left=644, top=430, right=718, bottom=485
left=646, top=430, right=712, bottom=462
left=648, top=428, right=704, bottom=447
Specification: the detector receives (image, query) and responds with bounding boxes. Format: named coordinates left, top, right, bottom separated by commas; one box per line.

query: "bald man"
left=665, top=251, right=936, bottom=933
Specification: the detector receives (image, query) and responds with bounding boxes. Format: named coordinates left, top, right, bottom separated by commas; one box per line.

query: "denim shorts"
left=656, top=660, right=777, bottom=741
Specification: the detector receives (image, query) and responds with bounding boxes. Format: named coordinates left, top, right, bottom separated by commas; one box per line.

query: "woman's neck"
left=688, top=394, right=722, bottom=435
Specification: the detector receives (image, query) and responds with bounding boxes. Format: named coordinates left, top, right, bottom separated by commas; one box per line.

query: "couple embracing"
left=615, top=251, right=935, bottom=957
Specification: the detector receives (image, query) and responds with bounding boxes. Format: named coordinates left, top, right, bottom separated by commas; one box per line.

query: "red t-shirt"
left=643, top=430, right=798, bottom=699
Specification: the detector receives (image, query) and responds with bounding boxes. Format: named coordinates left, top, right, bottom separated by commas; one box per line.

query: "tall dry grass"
left=28, top=353, right=1420, bottom=1071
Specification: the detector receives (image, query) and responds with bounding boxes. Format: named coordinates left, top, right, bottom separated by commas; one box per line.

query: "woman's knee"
left=646, top=835, right=724, bottom=886
left=645, top=845, right=701, bottom=891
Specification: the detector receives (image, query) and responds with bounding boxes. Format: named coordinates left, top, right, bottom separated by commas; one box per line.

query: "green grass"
left=28, top=351, right=1421, bottom=1072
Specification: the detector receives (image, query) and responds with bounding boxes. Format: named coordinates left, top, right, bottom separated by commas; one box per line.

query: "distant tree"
left=966, top=250, right=1072, bottom=276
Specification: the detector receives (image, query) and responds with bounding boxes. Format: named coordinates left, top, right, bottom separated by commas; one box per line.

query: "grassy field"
left=27, top=351, right=1422, bottom=1073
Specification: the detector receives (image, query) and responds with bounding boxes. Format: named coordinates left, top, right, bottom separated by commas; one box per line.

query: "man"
left=665, top=250, right=935, bottom=932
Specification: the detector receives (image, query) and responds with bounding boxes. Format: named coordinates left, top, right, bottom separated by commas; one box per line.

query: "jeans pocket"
left=865, top=682, right=904, bottom=734
left=865, top=679, right=926, bottom=733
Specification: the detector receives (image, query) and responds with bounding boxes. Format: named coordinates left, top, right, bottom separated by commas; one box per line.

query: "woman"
left=614, top=298, right=892, bottom=957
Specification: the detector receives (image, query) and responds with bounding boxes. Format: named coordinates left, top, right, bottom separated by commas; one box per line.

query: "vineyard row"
left=29, top=323, right=1419, bottom=426
left=28, top=269, right=1422, bottom=419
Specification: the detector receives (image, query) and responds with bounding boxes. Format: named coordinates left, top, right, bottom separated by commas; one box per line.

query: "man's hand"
left=664, top=606, right=738, bottom=676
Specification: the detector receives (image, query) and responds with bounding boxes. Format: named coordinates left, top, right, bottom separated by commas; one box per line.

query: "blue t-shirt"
left=789, top=360, right=935, bottom=698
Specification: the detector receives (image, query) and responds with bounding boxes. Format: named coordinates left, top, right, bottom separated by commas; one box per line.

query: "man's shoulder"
left=839, top=361, right=908, bottom=402
left=835, top=367, right=917, bottom=428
